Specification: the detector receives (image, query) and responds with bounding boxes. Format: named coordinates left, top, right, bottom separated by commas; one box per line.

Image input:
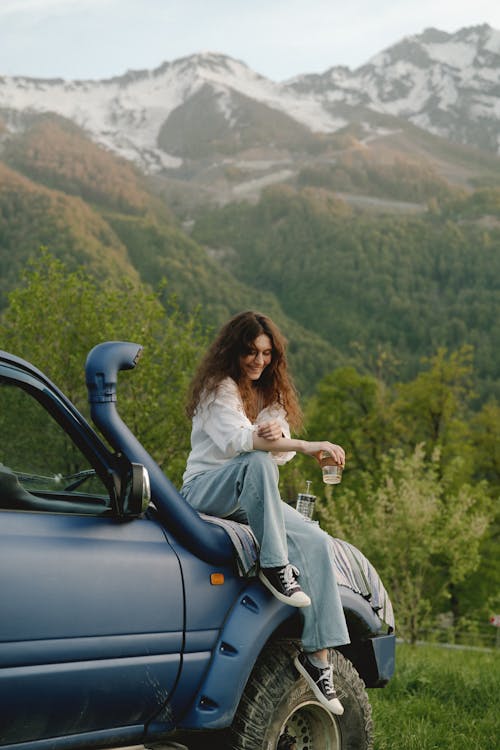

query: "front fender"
left=339, top=587, right=395, bottom=687
left=177, top=581, right=292, bottom=729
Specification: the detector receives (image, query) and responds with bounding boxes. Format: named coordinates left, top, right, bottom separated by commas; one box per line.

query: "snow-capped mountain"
left=0, top=53, right=345, bottom=174
left=287, top=24, right=500, bottom=153
left=0, top=24, right=498, bottom=175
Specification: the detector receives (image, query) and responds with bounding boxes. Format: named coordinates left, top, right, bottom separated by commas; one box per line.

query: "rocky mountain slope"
left=289, top=24, right=500, bottom=154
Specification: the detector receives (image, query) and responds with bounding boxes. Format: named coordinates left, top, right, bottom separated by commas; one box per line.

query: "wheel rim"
left=276, top=699, right=342, bottom=750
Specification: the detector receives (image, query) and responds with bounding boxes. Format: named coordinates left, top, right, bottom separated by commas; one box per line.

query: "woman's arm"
left=252, top=430, right=345, bottom=466
left=202, top=381, right=345, bottom=466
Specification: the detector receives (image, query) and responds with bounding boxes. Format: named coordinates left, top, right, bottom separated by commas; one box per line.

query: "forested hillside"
left=192, top=183, right=500, bottom=401
left=0, top=115, right=338, bottom=393
left=0, top=160, right=141, bottom=303
left=1, top=113, right=499, bottom=402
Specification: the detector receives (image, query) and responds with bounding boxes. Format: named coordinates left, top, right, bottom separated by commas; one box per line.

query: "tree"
left=471, top=400, right=500, bottom=488
left=453, top=399, right=500, bottom=624
left=297, top=366, right=395, bottom=496
left=392, top=346, right=476, bottom=489
left=0, top=250, right=206, bottom=486
left=317, top=446, right=490, bottom=643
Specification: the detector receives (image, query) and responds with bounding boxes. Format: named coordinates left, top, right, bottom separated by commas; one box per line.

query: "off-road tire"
left=226, top=641, right=373, bottom=750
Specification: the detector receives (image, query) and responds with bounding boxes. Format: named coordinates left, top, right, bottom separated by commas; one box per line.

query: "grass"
left=369, top=642, right=500, bottom=749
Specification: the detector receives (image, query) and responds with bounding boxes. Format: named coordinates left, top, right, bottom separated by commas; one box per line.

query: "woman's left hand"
left=302, top=441, right=346, bottom=467
left=256, top=420, right=283, bottom=441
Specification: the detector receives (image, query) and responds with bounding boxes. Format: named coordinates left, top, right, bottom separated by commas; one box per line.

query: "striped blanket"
left=200, top=513, right=395, bottom=631
left=331, top=536, right=394, bottom=630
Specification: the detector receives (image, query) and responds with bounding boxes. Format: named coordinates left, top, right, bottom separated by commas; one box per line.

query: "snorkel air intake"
left=85, top=341, right=233, bottom=565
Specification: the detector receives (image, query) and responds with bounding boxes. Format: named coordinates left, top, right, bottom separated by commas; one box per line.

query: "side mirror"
left=121, top=463, right=151, bottom=517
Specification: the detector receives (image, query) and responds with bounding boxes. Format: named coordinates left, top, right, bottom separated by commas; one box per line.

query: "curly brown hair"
left=186, top=311, right=303, bottom=430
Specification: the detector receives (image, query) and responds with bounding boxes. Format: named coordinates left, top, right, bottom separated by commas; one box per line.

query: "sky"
left=1, top=0, right=500, bottom=82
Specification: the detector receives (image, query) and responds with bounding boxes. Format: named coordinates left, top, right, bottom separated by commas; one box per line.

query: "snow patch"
left=484, top=27, right=500, bottom=55
left=424, top=41, right=477, bottom=69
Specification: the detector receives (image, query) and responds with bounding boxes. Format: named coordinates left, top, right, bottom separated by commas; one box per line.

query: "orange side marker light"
left=210, top=573, right=225, bottom=585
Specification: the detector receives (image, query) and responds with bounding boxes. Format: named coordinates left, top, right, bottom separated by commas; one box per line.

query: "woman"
left=180, top=311, right=349, bottom=715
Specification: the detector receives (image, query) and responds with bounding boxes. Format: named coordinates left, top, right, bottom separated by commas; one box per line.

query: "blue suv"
left=0, top=342, right=395, bottom=750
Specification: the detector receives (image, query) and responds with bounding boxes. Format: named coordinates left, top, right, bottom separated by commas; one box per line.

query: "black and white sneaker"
left=258, top=563, right=311, bottom=608
left=294, top=651, right=344, bottom=715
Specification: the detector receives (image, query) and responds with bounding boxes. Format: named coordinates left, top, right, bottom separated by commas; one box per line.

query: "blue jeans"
left=181, top=451, right=350, bottom=652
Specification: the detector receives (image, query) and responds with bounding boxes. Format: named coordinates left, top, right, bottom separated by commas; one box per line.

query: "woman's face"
left=239, top=334, right=273, bottom=381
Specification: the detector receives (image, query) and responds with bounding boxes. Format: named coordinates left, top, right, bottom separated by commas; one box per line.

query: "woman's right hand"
left=302, top=440, right=346, bottom=467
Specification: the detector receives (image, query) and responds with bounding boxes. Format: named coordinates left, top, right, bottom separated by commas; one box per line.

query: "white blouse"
left=182, top=377, right=295, bottom=484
